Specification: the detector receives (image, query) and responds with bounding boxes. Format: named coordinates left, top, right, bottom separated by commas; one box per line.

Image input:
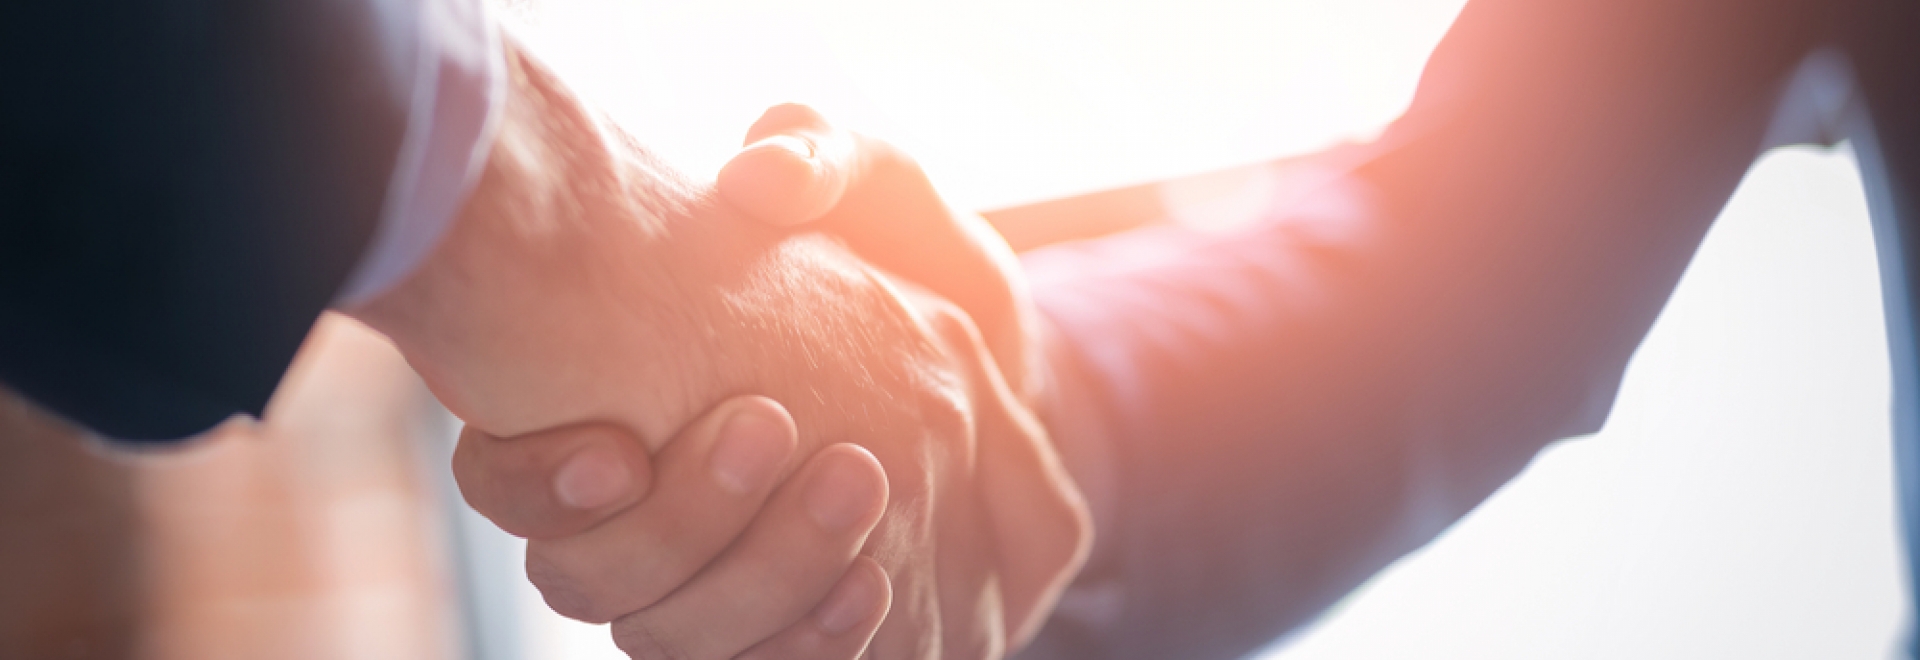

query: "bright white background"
left=493, top=1, right=1909, bottom=657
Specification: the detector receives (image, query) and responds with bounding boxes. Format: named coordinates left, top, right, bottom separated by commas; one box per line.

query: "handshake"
left=347, top=37, right=1092, bottom=660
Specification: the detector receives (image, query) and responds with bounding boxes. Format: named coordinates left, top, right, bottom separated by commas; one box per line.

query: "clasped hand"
left=359, top=42, right=1087, bottom=660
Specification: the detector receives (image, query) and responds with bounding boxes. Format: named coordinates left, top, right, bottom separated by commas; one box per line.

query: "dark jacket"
left=0, top=0, right=410, bottom=441
left=1021, top=0, right=1920, bottom=658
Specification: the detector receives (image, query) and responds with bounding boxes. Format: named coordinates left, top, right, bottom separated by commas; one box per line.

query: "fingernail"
left=805, top=451, right=883, bottom=532
left=815, top=565, right=880, bottom=635
left=554, top=443, right=634, bottom=510
left=708, top=406, right=794, bottom=495
left=747, top=134, right=814, bottom=160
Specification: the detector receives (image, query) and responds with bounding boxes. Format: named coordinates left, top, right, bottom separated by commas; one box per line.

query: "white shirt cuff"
left=335, top=0, right=504, bottom=307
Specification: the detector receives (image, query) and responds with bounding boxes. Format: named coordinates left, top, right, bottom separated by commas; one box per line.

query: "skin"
left=458, top=104, right=1098, bottom=659
left=346, top=34, right=1090, bottom=660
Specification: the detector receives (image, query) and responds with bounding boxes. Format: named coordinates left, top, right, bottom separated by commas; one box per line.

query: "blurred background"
left=1, top=0, right=1904, bottom=658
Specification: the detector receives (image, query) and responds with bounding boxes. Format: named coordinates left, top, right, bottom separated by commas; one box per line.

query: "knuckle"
left=524, top=549, right=607, bottom=623
left=917, top=385, right=972, bottom=442
left=526, top=537, right=686, bottom=622
left=451, top=430, right=560, bottom=535
left=611, top=616, right=692, bottom=660
left=852, top=132, right=928, bottom=182
left=922, top=296, right=981, bottom=346
left=449, top=428, right=497, bottom=506
left=621, top=543, right=701, bottom=610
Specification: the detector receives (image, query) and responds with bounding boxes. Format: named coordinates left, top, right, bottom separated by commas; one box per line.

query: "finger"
left=739, top=102, right=832, bottom=146
left=454, top=421, right=654, bottom=540
left=610, top=443, right=889, bottom=660
left=926, top=432, right=1006, bottom=660
left=971, top=338, right=1092, bottom=648
left=733, top=557, right=892, bottom=660
left=718, top=103, right=857, bottom=226
left=721, top=105, right=1036, bottom=389
left=918, top=296, right=1092, bottom=650
left=812, top=132, right=1036, bottom=392
left=526, top=396, right=799, bottom=623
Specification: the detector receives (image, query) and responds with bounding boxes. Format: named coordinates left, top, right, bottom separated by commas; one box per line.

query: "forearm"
left=345, top=34, right=970, bottom=471
left=1018, top=2, right=1838, bottom=658
left=347, top=34, right=706, bottom=444
left=1, top=0, right=413, bottom=441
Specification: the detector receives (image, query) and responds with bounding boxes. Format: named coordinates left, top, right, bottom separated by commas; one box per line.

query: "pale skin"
left=345, top=35, right=1091, bottom=660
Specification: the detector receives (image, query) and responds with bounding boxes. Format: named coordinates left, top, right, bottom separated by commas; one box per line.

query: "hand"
left=717, top=105, right=1044, bottom=406
left=547, top=100, right=1086, bottom=654
left=462, top=286, right=1080, bottom=660
left=459, top=394, right=895, bottom=658
left=717, top=104, right=1078, bottom=642
left=348, top=39, right=1089, bottom=660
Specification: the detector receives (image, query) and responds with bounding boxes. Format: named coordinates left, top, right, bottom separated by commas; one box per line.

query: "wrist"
left=344, top=34, right=693, bottom=440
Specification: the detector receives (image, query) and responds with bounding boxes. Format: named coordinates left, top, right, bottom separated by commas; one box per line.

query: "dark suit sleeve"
left=0, top=0, right=413, bottom=441
left=1015, top=1, right=1839, bottom=658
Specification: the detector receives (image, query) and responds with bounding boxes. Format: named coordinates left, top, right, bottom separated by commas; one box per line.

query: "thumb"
left=453, top=422, right=655, bottom=539
left=717, top=103, right=857, bottom=226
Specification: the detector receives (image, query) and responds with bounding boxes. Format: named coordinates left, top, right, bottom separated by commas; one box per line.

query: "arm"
left=1016, top=1, right=1840, bottom=658
left=4, top=1, right=1087, bottom=656
left=436, top=101, right=1096, bottom=658
left=0, top=0, right=419, bottom=440
left=356, top=43, right=1088, bottom=660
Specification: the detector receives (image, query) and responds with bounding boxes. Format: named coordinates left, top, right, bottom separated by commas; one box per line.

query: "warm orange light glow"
left=493, top=3, right=1901, bottom=659
left=504, top=0, right=1465, bottom=209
